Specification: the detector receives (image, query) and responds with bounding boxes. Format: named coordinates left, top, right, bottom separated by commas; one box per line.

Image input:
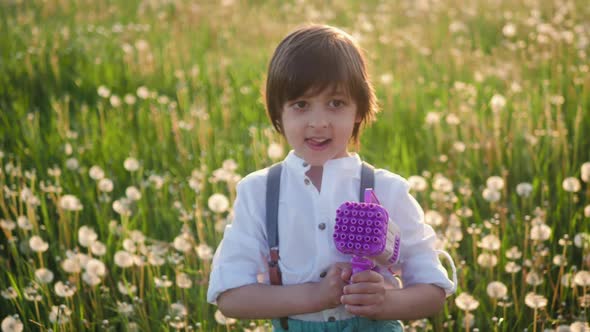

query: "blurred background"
left=1, top=0, right=589, bottom=330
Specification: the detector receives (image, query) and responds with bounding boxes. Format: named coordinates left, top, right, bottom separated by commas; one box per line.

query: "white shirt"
left=207, top=151, right=455, bottom=322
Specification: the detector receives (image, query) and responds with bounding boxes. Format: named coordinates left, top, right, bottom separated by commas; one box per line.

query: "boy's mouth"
left=305, top=138, right=332, bottom=150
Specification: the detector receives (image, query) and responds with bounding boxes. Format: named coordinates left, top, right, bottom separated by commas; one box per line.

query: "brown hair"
left=265, top=24, right=378, bottom=145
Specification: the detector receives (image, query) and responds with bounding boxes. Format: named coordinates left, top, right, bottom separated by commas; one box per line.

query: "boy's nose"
left=308, top=111, right=329, bottom=128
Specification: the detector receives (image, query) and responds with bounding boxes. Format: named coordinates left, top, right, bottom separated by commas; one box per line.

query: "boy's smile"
left=281, top=87, right=360, bottom=166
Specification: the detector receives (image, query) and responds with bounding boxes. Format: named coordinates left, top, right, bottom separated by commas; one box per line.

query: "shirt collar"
left=282, top=150, right=363, bottom=178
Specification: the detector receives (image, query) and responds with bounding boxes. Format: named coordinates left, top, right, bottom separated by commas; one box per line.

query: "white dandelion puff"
left=34, top=268, right=54, bottom=284
left=59, top=195, right=83, bottom=211
left=208, top=193, right=229, bottom=213
left=29, top=236, right=48, bottom=253
left=123, top=157, right=140, bottom=172
left=455, top=293, right=479, bottom=311
left=562, top=177, right=581, bottom=192
left=267, top=142, right=284, bottom=160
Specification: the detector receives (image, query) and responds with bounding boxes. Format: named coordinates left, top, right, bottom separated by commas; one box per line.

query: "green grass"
left=1, top=0, right=590, bottom=331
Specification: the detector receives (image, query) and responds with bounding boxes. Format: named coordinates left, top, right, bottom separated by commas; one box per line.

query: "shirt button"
left=320, top=271, right=327, bottom=278
left=318, top=223, right=326, bottom=230
left=304, top=178, right=311, bottom=185
left=302, top=162, right=308, bottom=167
left=328, top=316, right=336, bottom=322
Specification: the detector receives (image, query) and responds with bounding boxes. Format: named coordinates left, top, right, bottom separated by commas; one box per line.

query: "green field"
left=1, top=0, right=590, bottom=330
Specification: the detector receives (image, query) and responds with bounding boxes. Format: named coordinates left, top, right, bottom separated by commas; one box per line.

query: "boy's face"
left=281, top=86, right=360, bottom=166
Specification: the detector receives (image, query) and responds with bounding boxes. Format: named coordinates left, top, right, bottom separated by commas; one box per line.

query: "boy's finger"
left=340, top=267, right=352, bottom=282
left=344, top=304, right=380, bottom=318
left=350, top=270, right=383, bottom=283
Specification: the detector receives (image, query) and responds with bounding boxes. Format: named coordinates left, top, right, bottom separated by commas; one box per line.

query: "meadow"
left=1, top=0, right=590, bottom=330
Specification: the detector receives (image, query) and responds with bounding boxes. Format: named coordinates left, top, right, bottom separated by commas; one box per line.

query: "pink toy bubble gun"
left=333, top=189, right=401, bottom=275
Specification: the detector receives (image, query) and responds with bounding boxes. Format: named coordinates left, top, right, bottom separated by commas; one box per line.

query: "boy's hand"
left=316, top=262, right=352, bottom=309
left=340, top=270, right=387, bottom=319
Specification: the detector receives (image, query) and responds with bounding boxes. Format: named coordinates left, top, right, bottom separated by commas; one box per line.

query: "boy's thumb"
left=340, top=267, right=352, bottom=281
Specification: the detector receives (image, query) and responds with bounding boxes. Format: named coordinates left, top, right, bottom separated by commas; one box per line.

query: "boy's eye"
left=292, top=101, right=307, bottom=109
left=329, top=99, right=345, bottom=108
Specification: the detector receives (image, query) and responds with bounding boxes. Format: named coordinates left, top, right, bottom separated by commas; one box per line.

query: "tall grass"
left=1, top=0, right=589, bottom=330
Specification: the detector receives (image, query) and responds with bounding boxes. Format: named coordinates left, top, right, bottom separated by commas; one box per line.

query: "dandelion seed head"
left=54, top=281, right=76, bottom=297
left=82, top=271, right=102, bottom=286
left=1, top=315, right=24, bottom=332
left=502, top=23, right=517, bottom=38
left=98, top=178, right=114, bottom=192
left=574, top=233, right=590, bottom=248
left=113, top=198, right=132, bottom=216
left=446, top=226, right=463, bottom=243
left=478, top=234, right=501, bottom=251
left=114, top=251, right=134, bottom=268
left=516, top=182, right=533, bottom=197
left=78, top=225, right=97, bottom=247
left=477, top=252, right=498, bottom=268
left=35, top=268, right=54, bottom=284
left=524, top=292, right=547, bottom=309
left=553, top=254, right=568, bottom=266
left=573, top=271, right=590, bottom=287
left=65, top=157, right=79, bottom=170
left=1, top=287, right=17, bottom=300
left=125, top=186, right=142, bottom=201
left=208, top=193, right=229, bottom=213
left=424, top=210, right=444, bottom=226
left=486, top=176, right=504, bottom=190
left=124, top=94, right=136, bottom=105
left=16, top=216, right=32, bottom=231
left=482, top=188, right=501, bottom=203
left=570, top=321, right=590, bottom=331
left=91, top=241, right=107, bottom=256
left=562, top=177, right=581, bottom=192
left=154, top=275, right=173, bottom=288
left=49, top=305, right=72, bottom=324
left=425, top=112, right=441, bottom=125
left=176, top=272, right=192, bottom=289
left=97, top=86, right=111, bottom=98
left=486, top=281, right=508, bottom=299
left=407, top=175, right=428, bottom=192
left=505, top=262, right=521, bottom=274
left=214, top=309, right=237, bottom=325
left=196, top=243, right=213, bottom=261
left=117, top=281, right=137, bottom=295
left=432, top=175, right=453, bottom=192
left=0, top=219, right=16, bottom=232
left=123, top=157, right=140, bottom=172
left=267, top=142, right=284, bottom=160
left=169, top=302, right=187, bottom=317
left=89, top=166, right=105, bottom=180
left=29, top=235, right=48, bottom=253
left=136, top=86, right=150, bottom=99
left=530, top=223, right=551, bottom=241
left=490, top=94, right=506, bottom=113
left=109, top=95, right=122, bottom=107
left=525, top=271, right=544, bottom=286
left=173, top=233, right=193, bottom=253
left=585, top=205, right=590, bottom=218
left=455, top=292, right=479, bottom=311
left=581, top=162, right=590, bottom=182
left=59, top=194, right=83, bottom=211
left=61, top=256, right=82, bottom=273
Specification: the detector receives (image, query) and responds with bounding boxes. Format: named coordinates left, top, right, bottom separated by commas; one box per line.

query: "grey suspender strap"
left=359, top=161, right=375, bottom=201
left=265, top=161, right=374, bottom=330
left=265, top=163, right=287, bottom=329
left=266, top=163, right=282, bottom=250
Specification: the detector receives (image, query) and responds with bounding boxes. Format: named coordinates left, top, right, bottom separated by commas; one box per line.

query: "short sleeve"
left=206, top=175, right=269, bottom=304
left=381, top=173, right=456, bottom=296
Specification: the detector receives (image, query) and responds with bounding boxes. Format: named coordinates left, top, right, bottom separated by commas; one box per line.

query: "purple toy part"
left=334, top=189, right=402, bottom=275
left=351, top=256, right=374, bottom=275
left=334, top=189, right=393, bottom=275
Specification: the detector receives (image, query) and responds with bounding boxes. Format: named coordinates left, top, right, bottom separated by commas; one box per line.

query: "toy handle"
left=351, top=255, right=375, bottom=275
left=364, top=188, right=380, bottom=204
